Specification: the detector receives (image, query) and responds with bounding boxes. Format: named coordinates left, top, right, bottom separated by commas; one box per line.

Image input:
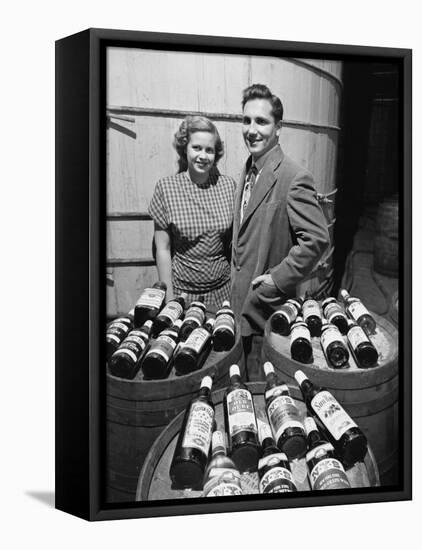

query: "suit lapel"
left=238, top=146, right=284, bottom=236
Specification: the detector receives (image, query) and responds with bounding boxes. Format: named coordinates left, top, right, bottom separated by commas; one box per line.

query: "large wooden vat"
left=106, top=49, right=343, bottom=315
left=262, top=312, right=398, bottom=484
left=136, top=382, right=379, bottom=501
left=106, top=331, right=244, bottom=502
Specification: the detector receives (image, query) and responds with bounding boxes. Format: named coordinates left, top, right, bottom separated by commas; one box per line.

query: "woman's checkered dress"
left=148, top=169, right=236, bottom=310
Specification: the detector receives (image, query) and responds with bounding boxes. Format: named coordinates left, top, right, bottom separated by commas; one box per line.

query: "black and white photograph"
left=102, top=37, right=408, bottom=510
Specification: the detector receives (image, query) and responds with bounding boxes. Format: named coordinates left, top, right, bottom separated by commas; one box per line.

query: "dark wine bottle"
left=141, top=319, right=182, bottom=379
left=152, top=292, right=187, bottom=337
left=174, top=317, right=215, bottom=375
left=202, top=430, right=243, bottom=497
left=290, top=316, right=313, bottom=364
left=302, top=298, right=322, bottom=337
left=320, top=318, right=349, bottom=369
left=224, top=365, right=260, bottom=473
left=270, top=298, right=302, bottom=336
left=134, top=281, right=167, bottom=328
left=179, top=299, right=206, bottom=342
left=169, top=376, right=215, bottom=489
left=263, top=362, right=307, bottom=460
left=340, top=289, right=376, bottom=335
left=257, top=424, right=297, bottom=494
left=212, top=301, right=236, bottom=351
left=346, top=319, right=379, bottom=368
left=106, top=310, right=134, bottom=360
left=108, top=320, right=153, bottom=379
left=294, top=370, right=368, bottom=467
left=304, top=417, right=351, bottom=491
left=321, top=297, right=348, bottom=335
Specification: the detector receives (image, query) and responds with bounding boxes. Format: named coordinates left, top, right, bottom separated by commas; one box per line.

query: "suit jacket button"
left=236, top=266, right=241, bottom=271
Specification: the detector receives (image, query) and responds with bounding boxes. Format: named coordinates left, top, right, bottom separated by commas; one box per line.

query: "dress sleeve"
left=148, top=180, right=169, bottom=229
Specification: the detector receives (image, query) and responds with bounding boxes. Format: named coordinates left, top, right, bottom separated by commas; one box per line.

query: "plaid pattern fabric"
left=149, top=169, right=236, bottom=296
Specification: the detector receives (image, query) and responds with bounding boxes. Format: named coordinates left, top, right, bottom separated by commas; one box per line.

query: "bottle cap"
left=155, top=281, right=167, bottom=290
left=295, top=316, right=304, bottom=323
left=229, top=364, right=240, bottom=378
left=263, top=361, right=275, bottom=376
left=294, top=370, right=308, bottom=386
left=212, top=431, right=226, bottom=453
left=144, top=320, right=153, bottom=328
left=173, top=319, right=183, bottom=328
left=304, top=417, right=318, bottom=436
left=201, top=376, right=213, bottom=390
left=205, top=316, right=215, bottom=328
left=321, top=317, right=329, bottom=326
left=258, top=423, right=273, bottom=444
left=340, top=289, right=350, bottom=300
left=128, top=308, right=135, bottom=316
left=222, top=300, right=231, bottom=308
left=179, top=292, right=188, bottom=300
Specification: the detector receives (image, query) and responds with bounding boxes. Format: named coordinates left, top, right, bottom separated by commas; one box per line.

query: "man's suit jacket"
left=231, top=145, right=330, bottom=336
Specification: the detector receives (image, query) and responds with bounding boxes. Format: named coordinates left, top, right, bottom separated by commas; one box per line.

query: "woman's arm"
left=154, top=224, right=174, bottom=302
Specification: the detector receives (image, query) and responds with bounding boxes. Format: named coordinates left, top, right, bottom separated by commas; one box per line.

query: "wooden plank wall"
left=106, top=48, right=342, bottom=316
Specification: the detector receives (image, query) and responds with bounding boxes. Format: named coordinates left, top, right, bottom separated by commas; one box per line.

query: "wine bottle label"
left=320, top=326, right=342, bottom=350
left=275, top=303, right=297, bottom=324
left=348, top=301, right=370, bottom=320
left=136, top=288, right=165, bottom=309
left=290, top=324, right=311, bottom=343
left=183, top=304, right=205, bottom=326
left=204, top=470, right=243, bottom=497
left=265, top=384, right=289, bottom=400
left=184, top=327, right=210, bottom=354
left=107, top=322, right=130, bottom=334
left=267, top=396, right=304, bottom=441
left=213, top=313, right=235, bottom=335
left=120, top=334, right=147, bottom=352
left=303, top=300, right=321, bottom=321
left=112, top=348, right=138, bottom=363
left=227, top=389, right=257, bottom=437
left=325, top=302, right=346, bottom=324
left=159, top=301, right=184, bottom=323
left=309, top=457, right=351, bottom=490
left=107, top=333, right=121, bottom=344
left=182, top=401, right=214, bottom=456
left=145, top=334, right=176, bottom=362
left=258, top=452, right=288, bottom=470
left=311, top=391, right=358, bottom=441
left=348, top=325, right=370, bottom=349
left=259, top=465, right=295, bottom=493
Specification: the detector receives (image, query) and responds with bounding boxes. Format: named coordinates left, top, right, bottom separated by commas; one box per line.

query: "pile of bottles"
left=270, top=289, right=379, bottom=369
left=169, top=362, right=368, bottom=496
left=105, top=281, right=236, bottom=380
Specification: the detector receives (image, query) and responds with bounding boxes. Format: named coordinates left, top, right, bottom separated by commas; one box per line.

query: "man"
left=231, top=83, right=330, bottom=380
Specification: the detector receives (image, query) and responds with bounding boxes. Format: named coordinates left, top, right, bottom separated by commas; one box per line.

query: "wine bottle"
left=106, top=310, right=134, bottom=360
left=263, top=362, right=307, bottom=460
left=302, top=298, right=322, bottom=337
left=179, top=299, right=206, bottom=342
left=174, top=317, right=215, bottom=375
left=152, top=292, right=187, bottom=337
left=346, top=319, right=379, bottom=368
left=169, top=376, right=215, bottom=489
left=320, top=318, right=349, bottom=369
left=304, top=417, right=351, bottom=491
left=258, top=424, right=297, bottom=494
left=224, top=365, right=260, bottom=472
left=108, top=320, right=152, bottom=379
left=141, top=319, right=182, bottom=379
left=290, top=316, right=313, bottom=364
left=270, top=298, right=302, bottom=336
left=340, top=289, right=376, bottom=335
left=294, top=370, right=368, bottom=467
left=134, top=281, right=167, bottom=328
left=202, top=430, right=243, bottom=497
left=212, top=301, right=236, bottom=352
left=321, top=297, right=348, bottom=335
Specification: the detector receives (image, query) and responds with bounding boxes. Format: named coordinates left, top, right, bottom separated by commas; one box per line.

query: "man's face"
left=242, top=98, right=281, bottom=160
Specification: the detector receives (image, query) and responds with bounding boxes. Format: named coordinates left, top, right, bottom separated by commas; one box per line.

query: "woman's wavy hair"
left=173, top=115, right=224, bottom=173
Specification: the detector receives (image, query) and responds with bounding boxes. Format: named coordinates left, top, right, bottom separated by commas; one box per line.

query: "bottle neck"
left=307, top=428, right=325, bottom=450
left=261, top=437, right=279, bottom=457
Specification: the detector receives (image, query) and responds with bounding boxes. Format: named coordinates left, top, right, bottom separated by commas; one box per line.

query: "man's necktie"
left=241, top=165, right=257, bottom=222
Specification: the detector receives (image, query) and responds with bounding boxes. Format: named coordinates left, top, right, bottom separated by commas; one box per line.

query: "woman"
left=148, top=116, right=236, bottom=310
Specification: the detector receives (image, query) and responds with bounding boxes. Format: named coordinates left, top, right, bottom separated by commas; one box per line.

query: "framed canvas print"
left=55, top=28, right=412, bottom=521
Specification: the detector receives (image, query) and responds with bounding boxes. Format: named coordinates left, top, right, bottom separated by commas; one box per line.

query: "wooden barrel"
left=106, top=331, right=244, bottom=502
left=262, top=312, right=398, bottom=484
left=106, top=50, right=342, bottom=315
left=373, top=196, right=399, bottom=277
left=136, top=382, right=379, bottom=501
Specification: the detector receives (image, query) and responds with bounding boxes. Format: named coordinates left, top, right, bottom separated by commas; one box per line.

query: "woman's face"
left=186, top=131, right=216, bottom=179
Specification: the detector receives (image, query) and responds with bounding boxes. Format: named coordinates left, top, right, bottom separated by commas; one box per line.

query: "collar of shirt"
left=247, top=143, right=280, bottom=178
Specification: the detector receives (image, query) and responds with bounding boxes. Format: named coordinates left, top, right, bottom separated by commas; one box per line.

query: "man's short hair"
left=242, top=84, right=284, bottom=123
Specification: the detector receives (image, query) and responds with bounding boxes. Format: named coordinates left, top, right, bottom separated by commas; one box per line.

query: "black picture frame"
left=55, top=27, right=412, bottom=521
